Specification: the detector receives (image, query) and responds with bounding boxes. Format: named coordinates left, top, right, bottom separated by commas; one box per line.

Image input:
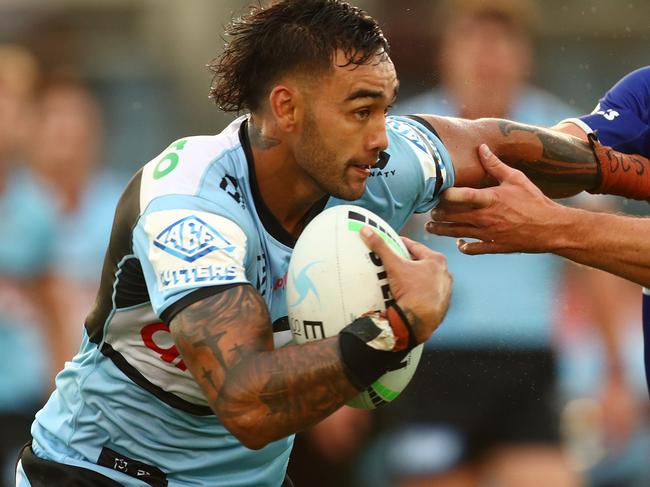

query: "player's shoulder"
left=385, top=115, right=446, bottom=171
left=602, top=66, right=650, bottom=109
left=139, top=117, right=247, bottom=208
left=386, top=114, right=440, bottom=148
left=612, top=66, right=650, bottom=92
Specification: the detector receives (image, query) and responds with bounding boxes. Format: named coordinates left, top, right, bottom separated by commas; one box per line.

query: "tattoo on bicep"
left=196, top=331, right=228, bottom=369
left=201, top=366, right=218, bottom=393
left=172, top=285, right=271, bottom=374
left=174, top=286, right=355, bottom=435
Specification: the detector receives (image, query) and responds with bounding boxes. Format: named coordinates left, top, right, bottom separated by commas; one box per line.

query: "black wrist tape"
left=338, top=316, right=411, bottom=390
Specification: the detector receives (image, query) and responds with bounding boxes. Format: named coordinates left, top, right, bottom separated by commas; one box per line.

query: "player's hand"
left=427, top=144, right=563, bottom=255
left=360, top=227, right=451, bottom=344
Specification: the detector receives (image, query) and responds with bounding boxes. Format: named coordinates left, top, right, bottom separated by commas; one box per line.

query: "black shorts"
left=375, top=348, right=560, bottom=466
left=17, top=444, right=123, bottom=486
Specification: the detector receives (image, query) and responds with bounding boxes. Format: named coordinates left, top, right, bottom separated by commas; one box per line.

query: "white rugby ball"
left=286, top=204, right=423, bottom=409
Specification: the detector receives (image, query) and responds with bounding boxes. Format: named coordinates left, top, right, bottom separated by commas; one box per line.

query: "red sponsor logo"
left=273, top=272, right=288, bottom=291
left=140, top=322, right=187, bottom=371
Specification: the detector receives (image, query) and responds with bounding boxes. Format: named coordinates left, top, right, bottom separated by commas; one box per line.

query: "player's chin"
left=335, top=181, right=367, bottom=201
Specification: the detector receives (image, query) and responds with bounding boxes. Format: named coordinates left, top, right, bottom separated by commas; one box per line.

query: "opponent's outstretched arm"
left=170, top=229, right=451, bottom=449
left=419, top=115, right=650, bottom=200
left=429, top=144, right=650, bottom=288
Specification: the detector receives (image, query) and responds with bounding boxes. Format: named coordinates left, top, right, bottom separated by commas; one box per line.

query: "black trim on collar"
left=238, top=119, right=329, bottom=248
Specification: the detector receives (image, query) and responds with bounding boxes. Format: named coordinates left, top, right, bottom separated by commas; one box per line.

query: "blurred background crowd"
left=0, top=0, right=648, bottom=486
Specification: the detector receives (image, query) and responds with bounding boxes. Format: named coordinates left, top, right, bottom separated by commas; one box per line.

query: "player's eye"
left=354, top=109, right=371, bottom=121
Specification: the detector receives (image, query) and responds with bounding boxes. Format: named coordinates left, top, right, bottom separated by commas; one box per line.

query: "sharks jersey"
left=28, top=115, right=453, bottom=486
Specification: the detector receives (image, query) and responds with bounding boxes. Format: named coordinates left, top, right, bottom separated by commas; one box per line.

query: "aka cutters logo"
left=154, top=215, right=235, bottom=262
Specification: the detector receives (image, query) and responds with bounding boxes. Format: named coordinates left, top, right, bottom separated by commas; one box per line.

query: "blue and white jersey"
left=566, top=66, right=650, bottom=395
left=564, top=66, right=650, bottom=157
left=30, top=114, right=454, bottom=487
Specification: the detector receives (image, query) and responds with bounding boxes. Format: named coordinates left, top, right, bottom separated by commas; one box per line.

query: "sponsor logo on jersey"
left=387, top=118, right=442, bottom=184
left=256, top=252, right=268, bottom=296
left=591, top=103, right=620, bottom=121
left=370, top=151, right=396, bottom=178
left=159, top=264, right=239, bottom=289
left=219, top=174, right=246, bottom=209
left=388, top=118, right=429, bottom=154
left=274, top=272, right=288, bottom=291
left=154, top=215, right=235, bottom=263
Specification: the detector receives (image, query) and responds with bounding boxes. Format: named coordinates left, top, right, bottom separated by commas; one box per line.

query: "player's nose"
left=367, top=119, right=389, bottom=153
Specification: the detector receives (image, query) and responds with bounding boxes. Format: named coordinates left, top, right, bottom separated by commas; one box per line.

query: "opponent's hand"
left=360, top=227, right=451, bottom=344
left=427, top=144, right=564, bottom=255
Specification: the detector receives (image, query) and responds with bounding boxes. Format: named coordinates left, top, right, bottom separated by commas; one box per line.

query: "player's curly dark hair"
left=209, top=0, right=389, bottom=113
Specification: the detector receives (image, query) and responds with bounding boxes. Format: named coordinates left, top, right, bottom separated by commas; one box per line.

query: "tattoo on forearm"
left=171, top=285, right=356, bottom=441
left=598, top=145, right=646, bottom=176
left=497, top=120, right=597, bottom=186
left=248, top=122, right=280, bottom=149
left=218, top=338, right=354, bottom=434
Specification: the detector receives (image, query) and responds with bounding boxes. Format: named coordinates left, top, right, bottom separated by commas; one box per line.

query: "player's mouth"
left=351, top=164, right=372, bottom=177
left=349, top=155, right=380, bottom=178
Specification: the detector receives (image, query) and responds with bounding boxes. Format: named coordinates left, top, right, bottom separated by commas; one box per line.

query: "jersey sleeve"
left=132, top=194, right=251, bottom=322
left=385, top=115, right=456, bottom=213
left=562, top=66, right=650, bottom=157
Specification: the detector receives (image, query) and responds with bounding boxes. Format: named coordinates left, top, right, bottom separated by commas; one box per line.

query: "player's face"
left=294, top=50, right=398, bottom=201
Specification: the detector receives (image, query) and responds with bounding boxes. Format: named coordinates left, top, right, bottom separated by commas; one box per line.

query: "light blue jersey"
left=29, top=115, right=454, bottom=487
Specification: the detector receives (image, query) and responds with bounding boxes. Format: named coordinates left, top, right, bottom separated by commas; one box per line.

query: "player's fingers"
left=400, top=237, right=446, bottom=262
left=425, top=221, right=482, bottom=240
left=359, top=226, right=403, bottom=269
left=478, top=144, right=520, bottom=183
left=430, top=205, right=491, bottom=225
left=456, top=239, right=520, bottom=255
left=439, top=187, right=494, bottom=209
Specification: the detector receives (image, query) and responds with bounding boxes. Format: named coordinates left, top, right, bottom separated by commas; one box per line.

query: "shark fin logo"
left=291, top=261, right=321, bottom=307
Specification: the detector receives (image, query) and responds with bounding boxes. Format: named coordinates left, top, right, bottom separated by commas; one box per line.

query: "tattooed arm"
left=429, top=144, right=650, bottom=287
left=418, top=115, right=598, bottom=197
left=170, top=231, right=451, bottom=449
left=170, top=284, right=358, bottom=450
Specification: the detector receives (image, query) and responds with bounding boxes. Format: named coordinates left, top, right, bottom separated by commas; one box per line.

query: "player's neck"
left=248, top=122, right=326, bottom=238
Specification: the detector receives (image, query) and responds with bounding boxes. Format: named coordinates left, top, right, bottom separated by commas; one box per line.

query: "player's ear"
left=268, top=83, right=302, bottom=132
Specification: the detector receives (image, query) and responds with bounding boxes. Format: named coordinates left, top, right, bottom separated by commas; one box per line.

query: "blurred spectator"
left=359, top=1, right=582, bottom=486
left=396, top=0, right=572, bottom=122
left=0, top=44, right=59, bottom=486
left=27, top=80, right=124, bottom=364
